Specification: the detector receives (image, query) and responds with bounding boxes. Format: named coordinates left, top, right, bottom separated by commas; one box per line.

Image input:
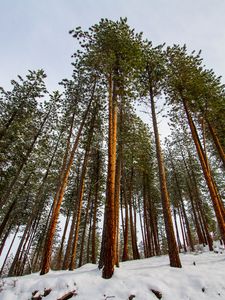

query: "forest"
left=0, top=18, right=224, bottom=281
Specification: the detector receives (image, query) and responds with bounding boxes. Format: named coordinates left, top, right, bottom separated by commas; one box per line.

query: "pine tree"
left=140, top=43, right=182, bottom=267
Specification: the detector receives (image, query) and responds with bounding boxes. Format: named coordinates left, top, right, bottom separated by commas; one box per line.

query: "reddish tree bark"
left=149, top=87, right=181, bottom=268
left=40, top=84, right=96, bottom=275
left=182, top=97, right=225, bottom=243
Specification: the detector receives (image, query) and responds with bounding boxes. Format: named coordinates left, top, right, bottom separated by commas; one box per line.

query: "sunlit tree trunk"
left=40, top=88, right=95, bottom=275
left=102, top=74, right=117, bottom=278
left=182, top=97, right=225, bottom=243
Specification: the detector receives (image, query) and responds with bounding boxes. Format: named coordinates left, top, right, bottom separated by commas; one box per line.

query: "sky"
left=1, top=0, right=225, bottom=89
left=0, top=0, right=225, bottom=135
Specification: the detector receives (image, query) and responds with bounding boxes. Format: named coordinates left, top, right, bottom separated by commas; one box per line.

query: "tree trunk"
left=146, top=178, right=160, bottom=256
left=178, top=207, right=187, bottom=252
left=62, top=206, right=77, bottom=270
left=102, top=74, right=117, bottom=279
left=143, top=174, right=151, bottom=257
left=8, top=218, right=34, bottom=277
left=143, top=175, right=151, bottom=257
left=138, top=196, right=147, bottom=257
left=91, top=150, right=101, bottom=264
left=180, top=198, right=194, bottom=251
left=17, top=215, right=41, bottom=276
left=114, top=141, right=121, bottom=267
left=128, top=167, right=140, bottom=260
left=7, top=134, right=61, bottom=275
left=201, top=118, right=225, bottom=219
left=182, top=97, right=225, bottom=243
left=122, top=174, right=129, bottom=262
left=50, top=111, right=76, bottom=224
left=31, top=205, right=53, bottom=272
left=207, top=119, right=225, bottom=170
left=194, top=184, right=213, bottom=251
left=40, top=85, right=95, bottom=275
left=173, top=209, right=182, bottom=251
left=69, top=110, right=96, bottom=270
left=168, top=148, right=194, bottom=251
left=56, top=210, right=70, bottom=270
left=179, top=146, right=206, bottom=246
left=78, top=185, right=92, bottom=268
left=187, top=181, right=205, bottom=245
left=149, top=88, right=181, bottom=268
left=86, top=208, right=93, bottom=264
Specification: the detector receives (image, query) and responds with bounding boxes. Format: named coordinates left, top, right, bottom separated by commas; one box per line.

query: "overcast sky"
left=1, top=0, right=225, bottom=90
left=0, top=0, right=224, bottom=137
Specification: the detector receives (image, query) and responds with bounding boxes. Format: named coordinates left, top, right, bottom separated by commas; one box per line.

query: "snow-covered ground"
left=0, top=249, right=225, bottom=300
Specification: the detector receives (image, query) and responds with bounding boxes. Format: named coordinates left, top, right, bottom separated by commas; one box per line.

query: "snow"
left=0, top=250, right=225, bottom=300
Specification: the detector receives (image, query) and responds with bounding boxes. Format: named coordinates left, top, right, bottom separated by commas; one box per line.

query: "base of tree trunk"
left=102, top=265, right=114, bottom=279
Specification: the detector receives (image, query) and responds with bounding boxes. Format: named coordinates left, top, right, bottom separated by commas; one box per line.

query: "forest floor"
left=0, top=245, right=225, bottom=300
